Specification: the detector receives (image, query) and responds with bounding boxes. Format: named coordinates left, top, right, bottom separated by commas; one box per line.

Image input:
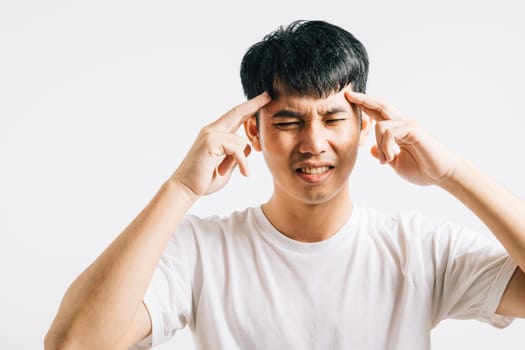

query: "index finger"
left=211, top=92, right=272, bottom=132
left=344, top=89, right=407, bottom=122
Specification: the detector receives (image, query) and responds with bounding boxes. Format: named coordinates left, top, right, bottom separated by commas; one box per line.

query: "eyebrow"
left=271, top=105, right=350, bottom=119
left=272, top=109, right=305, bottom=119
left=325, top=106, right=350, bottom=115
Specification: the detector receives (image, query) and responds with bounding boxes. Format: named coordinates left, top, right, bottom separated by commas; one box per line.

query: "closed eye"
left=274, top=121, right=302, bottom=130
left=325, top=118, right=347, bottom=125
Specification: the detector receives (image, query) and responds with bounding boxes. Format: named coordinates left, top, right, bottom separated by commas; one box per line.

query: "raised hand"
left=171, top=92, right=271, bottom=196
left=345, top=89, right=461, bottom=186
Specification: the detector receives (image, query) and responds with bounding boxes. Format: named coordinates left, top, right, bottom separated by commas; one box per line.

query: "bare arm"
left=44, top=179, right=196, bottom=350
left=345, top=89, right=525, bottom=318
left=438, top=160, right=525, bottom=317
left=44, top=92, right=271, bottom=350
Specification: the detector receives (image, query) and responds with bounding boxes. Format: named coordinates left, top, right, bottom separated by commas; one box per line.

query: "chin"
left=294, top=189, right=342, bottom=206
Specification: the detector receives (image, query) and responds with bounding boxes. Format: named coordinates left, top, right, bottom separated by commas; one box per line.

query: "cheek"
left=331, top=125, right=361, bottom=147
left=259, top=124, right=290, bottom=151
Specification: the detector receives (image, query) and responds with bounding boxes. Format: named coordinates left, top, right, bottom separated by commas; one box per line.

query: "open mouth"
left=296, top=166, right=334, bottom=174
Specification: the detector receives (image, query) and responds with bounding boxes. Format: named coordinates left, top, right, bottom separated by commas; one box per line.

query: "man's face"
left=245, top=87, right=370, bottom=206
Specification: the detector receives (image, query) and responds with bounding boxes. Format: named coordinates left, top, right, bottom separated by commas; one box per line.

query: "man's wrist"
left=436, top=158, right=477, bottom=196
left=163, top=177, right=200, bottom=206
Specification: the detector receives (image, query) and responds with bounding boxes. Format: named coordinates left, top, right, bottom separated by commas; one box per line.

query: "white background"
left=1, top=0, right=524, bottom=349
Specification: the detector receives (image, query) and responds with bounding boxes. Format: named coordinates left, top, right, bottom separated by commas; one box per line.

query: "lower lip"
left=296, top=168, right=333, bottom=184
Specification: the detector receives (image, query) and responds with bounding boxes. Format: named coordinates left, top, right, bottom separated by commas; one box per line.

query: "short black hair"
left=240, top=20, right=369, bottom=100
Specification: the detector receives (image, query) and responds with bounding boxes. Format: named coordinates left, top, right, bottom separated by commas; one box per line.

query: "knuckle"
left=375, top=122, right=386, bottom=133
left=200, top=125, right=213, bottom=136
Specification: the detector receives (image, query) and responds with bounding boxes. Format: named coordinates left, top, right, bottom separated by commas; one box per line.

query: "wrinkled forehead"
left=262, top=88, right=352, bottom=116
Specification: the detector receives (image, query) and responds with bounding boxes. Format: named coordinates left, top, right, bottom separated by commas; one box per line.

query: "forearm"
left=439, top=160, right=525, bottom=270
left=45, top=178, right=197, bottom=349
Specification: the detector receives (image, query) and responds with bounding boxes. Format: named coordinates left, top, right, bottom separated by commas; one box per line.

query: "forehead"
left=262, top=89, right=350, bottom=115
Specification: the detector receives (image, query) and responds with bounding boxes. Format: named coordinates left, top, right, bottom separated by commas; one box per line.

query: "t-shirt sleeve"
left=133, top=215, right=198, bottom=348
left=422, top=216, right=517, bottom=328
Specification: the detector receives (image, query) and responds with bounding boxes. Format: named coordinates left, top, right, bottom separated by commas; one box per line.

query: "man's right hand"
left=45, top=92, right=271, bottom=350
left=171, top=92, right=271, bottom=197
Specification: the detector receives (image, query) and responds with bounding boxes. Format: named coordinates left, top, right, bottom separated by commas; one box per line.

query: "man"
left=45, top=20, right=525, bottom=349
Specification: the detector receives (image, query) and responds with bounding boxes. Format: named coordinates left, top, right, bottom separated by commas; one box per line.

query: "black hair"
left=240, top=20, right=369, bottom=100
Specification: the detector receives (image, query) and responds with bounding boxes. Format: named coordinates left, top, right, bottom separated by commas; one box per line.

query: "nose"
left=297, top=119, right=328, bottom=156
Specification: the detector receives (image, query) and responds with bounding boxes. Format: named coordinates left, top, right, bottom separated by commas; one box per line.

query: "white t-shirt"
left=134, top=205, right=516, bottom=349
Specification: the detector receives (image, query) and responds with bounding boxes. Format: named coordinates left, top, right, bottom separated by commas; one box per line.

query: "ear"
left=358, top=113, right=372, bottom=146
left=244, top=115, right=262, bottom=152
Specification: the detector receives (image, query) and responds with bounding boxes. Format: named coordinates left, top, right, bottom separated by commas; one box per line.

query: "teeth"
left=300, top=166, right=330, bottom=174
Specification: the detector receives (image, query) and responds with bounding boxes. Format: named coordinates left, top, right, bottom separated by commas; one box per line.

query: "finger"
left=344, top=90, right=407, bottom=122
left=217, top=155, right=235, bottom=176
left=215, top=134, right=252, bottom=177
left=374, top=120, right=409, bottom=163
left=217, top=145, right=251, bottom=177
left=215, top=143, right=251, bottom=183
left=210, top=92, right=271, bottom=132
left=359, top=105, right=388, bottom=124
left=374, top=122, right=386, bottom=163
left=375, top=120, right=406, bottom=163
left=381, top=129, right=400, bottom=163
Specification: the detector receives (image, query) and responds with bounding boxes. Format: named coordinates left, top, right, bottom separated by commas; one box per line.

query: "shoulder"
left=182, top=206, right=257, bottom=233
left=174, top=206, right=259, bottom=246
left=161, top=207, right=260, bottom=263
left=356, top=204, right=475, bottom=245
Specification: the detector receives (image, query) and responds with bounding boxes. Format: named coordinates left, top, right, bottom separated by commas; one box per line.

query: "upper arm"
left=496, top=267, right=525, bottom=318
left=116, top=301, right=153, bottom=349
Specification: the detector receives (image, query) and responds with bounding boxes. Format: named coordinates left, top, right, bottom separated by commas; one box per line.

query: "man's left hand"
left=345, top=89, right=461, bottom=186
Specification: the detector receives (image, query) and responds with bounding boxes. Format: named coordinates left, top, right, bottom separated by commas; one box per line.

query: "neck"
left=262, top=184, right=353, bottom=243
